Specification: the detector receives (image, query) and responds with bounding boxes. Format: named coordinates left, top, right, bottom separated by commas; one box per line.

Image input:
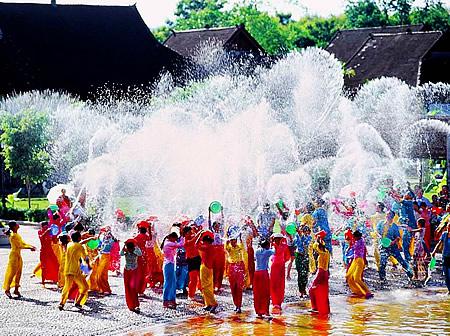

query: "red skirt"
left=40, top=244, right=59, bottom=283
left=253, top=270, right=270, bottom=315
left=309, top=268, right=330, bottom=315
left=270, top=261, right=285, bottom=307
left=124, top=268, right=140, bottom=310
left=228, top=262, right=245, bottom=307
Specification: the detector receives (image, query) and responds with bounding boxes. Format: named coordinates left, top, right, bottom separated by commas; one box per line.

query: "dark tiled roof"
left=164, top=26, right=264, bottom=58
left=326, top=25, right=425, bottom=63
left=0, top=2, right=188, bottom=98
left=345, top=32, right=442, bottom=89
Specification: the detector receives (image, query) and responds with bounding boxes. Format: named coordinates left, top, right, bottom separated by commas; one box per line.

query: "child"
left=182, top=226, right=202, bottom=300
left=412, top=218, right=429, bottom=281
left=57, top=233, right=70, bottom=289
left=161, top=231, right=183, bottom=308
left=134, top=221, right=150, bottom=295
left=196, top=230, right=218, bottom=313
left=270, top=232, right=290, bottom=314
left=209, top=209, right=225, bottom=293
left=3, top=221, right=36, bottom=298
left=309, top=230, right=330, bottom=315
left=59, top=231, right=90, bottom=310
left=38, top=221, right=60, bottom=286
left=175, top=245, right=189, bottom=296
left=294, top=226, right=312, bottom=297
left=96, top=230, right=114, bottom=295
left=225, top=234, right=246, bottom=313
left=120, top=238, right=142, bottom=313
left=346, top=230, right=373, bottom=298
left=253, top=240, right=274, bottom=318
left=431, top=223, right=450, bottom=293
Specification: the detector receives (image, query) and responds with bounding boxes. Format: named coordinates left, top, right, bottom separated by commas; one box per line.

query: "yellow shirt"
left=313, top=242, right=330, bottom=271
left=225, top=242, right=245, bottom=264
left=301, top=214, right=314, bottom=229
left=370, top=212, right=385, bottom=231
left=64, top=242, right=86, bottom=276
left=9, top=232, right=32, bottom=254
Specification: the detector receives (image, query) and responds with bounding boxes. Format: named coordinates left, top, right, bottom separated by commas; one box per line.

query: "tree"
left=410, top=0, right=450, bottom=31
left=390, top=0, right=413, bottom=25
left=345, top=0, right=387, bottom=28
left=175, top=0, right=225, bottom=20
left=0, top=109, right=52, bottom=208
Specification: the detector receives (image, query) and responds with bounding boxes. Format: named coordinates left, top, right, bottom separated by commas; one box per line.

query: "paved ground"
left=0, top=226, right=445, bottom=336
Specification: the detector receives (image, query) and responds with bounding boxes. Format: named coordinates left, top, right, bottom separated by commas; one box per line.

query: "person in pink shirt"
left=161, top=231, right=184, bottom=309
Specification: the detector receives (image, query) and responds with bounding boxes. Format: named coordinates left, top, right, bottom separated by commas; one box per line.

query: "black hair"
left=260, top=240, right=270, bottom=249
left=71, top=231, right=81, bottom=243
left=40, top=221, right=49, bottom=227
left=377, top=202, right=385, bottom=211
left=160, top=232, right=179, bottom=249
left=8, top=221, right=17, bottom=230
left=125, top=241, right=135, bottom=250
left=306, top=202, right=315, bottom=212
left=172, top=222, right=181, bottom=228
left=182, top=226, right=192, bottom=235
left=302, top=225, right=311, bottom=233
left=88, top=228, right=96, bottom=235
left=73, top=223, right=84, bottom=232
left=353, top=230, right=362, bottom=239
left=139, top=227, right=147, bottom=234
left=417, top=218, right=426, bottom=227
left=59, top=235, right=69, bottom=245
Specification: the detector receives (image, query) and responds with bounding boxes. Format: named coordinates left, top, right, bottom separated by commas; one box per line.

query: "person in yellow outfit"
left=3, top=221, right=36, bottom=298
left=57, top=233, right=70, bottom=289
left=59, top=231, right=89, bottom=310
left=370, top=202, right=399, bottom=270
left=346, top=230, right=373, bottom=298
left=225, top=234, right=246, bottom=313
left=196, top=231, right=218, bottom=313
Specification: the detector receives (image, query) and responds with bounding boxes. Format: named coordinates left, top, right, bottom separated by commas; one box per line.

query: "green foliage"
left=410, top=1, right=450, bottom=31
left=345, top=0, right=387, bottom=27
left=0, top=109, right=52, bottom=208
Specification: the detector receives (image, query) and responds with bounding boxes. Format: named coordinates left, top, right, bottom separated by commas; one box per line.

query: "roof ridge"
left=170, top=26, right=240, bottom=34
left=339, top=24, right=423, bottom=32
left=0, top=2, right=135, bottom=8
left=370, top=31, right=442, bottom=37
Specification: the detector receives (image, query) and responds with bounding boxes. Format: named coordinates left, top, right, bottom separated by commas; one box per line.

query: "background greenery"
left=152, top=0, right=450, bottom=55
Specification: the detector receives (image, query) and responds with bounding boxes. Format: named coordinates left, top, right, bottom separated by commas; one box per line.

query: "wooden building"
left=0, top=2, right=192, bottom=98
left=164, top=24, right=266, bottom=59
left=326, top=25, right=450, bottom=90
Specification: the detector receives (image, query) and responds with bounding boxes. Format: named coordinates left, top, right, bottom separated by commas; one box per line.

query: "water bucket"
left=286, top=222, right=297, bottom=235
left=380, top=237, right=392, bottom=248
left=50, top=224, right=59, bottom=236
left=87, top=239, right=100, bottom=250
left=48, top=204, right=59, bottom=212
left=209, top=201, right=222, bottom=214
left=429, top=257, right=436, bottom=270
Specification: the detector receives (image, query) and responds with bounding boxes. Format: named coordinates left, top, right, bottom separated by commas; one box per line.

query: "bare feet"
left=5, top=291, right=12, bottom=299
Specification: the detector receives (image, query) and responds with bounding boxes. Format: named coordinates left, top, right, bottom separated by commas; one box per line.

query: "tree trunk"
left=26, top=179, right=31, bottom=209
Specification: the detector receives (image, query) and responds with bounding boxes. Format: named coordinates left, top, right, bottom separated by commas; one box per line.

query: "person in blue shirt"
left=312, top=198, right=332, bottom=254
left=432, top=224, right=450, bottom=293
left=253, top=240, right=274, bottom=318
left=257, top=203, right=276, bottom=241
left=392, top=191, right=417, bottom=263
left=377, top=211, right=413, bottom=282
left=294, top=225, right=312, bottom=297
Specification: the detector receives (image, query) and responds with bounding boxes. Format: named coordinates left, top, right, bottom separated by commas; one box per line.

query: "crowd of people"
left=2, top=182, right=450, bottom=318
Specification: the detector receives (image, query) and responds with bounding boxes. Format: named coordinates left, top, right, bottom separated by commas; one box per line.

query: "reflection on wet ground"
left=130, top=288, right=450, bottom=336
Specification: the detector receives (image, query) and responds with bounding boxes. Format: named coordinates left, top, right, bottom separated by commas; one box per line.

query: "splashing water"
left=1, top=48, right=449, bottom=231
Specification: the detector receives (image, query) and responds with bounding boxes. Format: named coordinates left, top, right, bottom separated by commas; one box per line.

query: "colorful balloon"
left=209, top=201, right=222, bottom=214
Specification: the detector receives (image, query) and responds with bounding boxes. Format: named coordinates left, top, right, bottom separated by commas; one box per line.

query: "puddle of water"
left=132, top=288, right=450, bottom=336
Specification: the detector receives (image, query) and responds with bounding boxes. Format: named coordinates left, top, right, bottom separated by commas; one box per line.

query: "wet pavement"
left=0, top=225, right=449, bottom=336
